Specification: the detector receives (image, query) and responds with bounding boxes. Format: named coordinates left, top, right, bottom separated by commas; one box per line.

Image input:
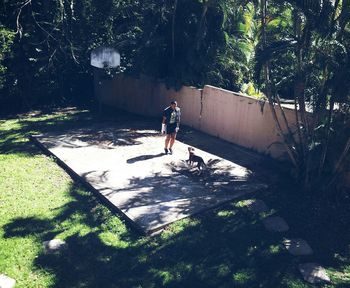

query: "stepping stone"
left=263, top=216, right=289, bottom=232
left=0, top=274, right=16, bottom=288
left=244, top=199, right=269, bottom=213
left=43, top=239, right=67, bottom=254
left=299, top=263, right=331, bottom=284
left=282, top=238, right=313, bottom=256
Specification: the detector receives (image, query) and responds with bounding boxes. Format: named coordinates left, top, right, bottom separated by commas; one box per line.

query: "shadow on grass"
left=0, top=107, right=159, bottom=156
left=0, top=108, right=94, bottom=155
left=4, top=216, right=56, bottom=239
left=3, top=182, right=319, bottom=288
left=2, top=107, right=349, bottom=287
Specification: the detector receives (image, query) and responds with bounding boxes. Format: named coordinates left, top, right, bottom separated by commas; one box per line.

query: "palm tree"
left=256, top=0, right=350, bottom=192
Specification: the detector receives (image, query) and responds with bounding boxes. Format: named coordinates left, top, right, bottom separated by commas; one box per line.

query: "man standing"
left=161, top=100, right=181, bottom=154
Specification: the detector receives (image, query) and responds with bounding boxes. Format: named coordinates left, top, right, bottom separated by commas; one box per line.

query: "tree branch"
left=16, top=0, right=32, bottom=38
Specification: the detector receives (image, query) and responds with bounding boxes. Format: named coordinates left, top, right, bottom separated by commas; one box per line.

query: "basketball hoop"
left=90, top=47, right=120, bottom=69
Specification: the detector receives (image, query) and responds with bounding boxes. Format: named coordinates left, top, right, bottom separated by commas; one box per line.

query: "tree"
left=0, top=25, right=15, bottom=90
left=256, top=0, right=350, bottom=193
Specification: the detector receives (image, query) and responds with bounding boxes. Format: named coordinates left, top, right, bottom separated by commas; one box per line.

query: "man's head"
left=170, top=100, right=177, bottom=109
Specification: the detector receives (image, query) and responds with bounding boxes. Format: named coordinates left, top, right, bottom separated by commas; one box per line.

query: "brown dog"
left=187, top=147, right=206, bottom=170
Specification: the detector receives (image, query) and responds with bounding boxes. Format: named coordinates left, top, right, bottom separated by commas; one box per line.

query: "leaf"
left=309, top=141, right=322, bottom=151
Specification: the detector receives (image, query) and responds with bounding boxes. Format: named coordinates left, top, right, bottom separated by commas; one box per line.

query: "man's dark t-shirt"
left=163, top=106, right=181, bottom=134
left=163, top=106, right=181, bottom=125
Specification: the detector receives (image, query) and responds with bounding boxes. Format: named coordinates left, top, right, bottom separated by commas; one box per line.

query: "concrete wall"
left=94, top=72, right=350, bottom=186
left=199, top=85, right=296, bottom=158
left=95, top=72, right=202, bottom=128
left=94, top=72, right=297, bottom=159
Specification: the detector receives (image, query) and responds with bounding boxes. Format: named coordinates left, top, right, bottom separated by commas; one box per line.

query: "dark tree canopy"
left=0, top=0, right=349, bottom=191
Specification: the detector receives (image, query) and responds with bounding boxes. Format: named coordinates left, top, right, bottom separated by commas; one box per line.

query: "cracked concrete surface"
left=32, top=120, right=267, bottom=234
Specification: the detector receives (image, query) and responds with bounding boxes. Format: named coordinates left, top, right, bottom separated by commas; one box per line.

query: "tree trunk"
left=171, top=0, right=178, bottom=59
left=196, top=0, right=209, bottom=51
left=261, top=0, right=298, bottom=167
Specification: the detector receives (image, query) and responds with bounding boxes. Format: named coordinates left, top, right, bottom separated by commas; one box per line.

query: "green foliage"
left=255, top=0, right=350, bottom=193
left=0, top=0, right=253, bottom=111
left=0, top=0, right=144, bottom=111
left=241, top=82, right=265, bottom=99
left=0, top=0, right=349, bottom=192
left=127, top=0, right=246, bottom=91
left=0, top=26, right=15, bottom=89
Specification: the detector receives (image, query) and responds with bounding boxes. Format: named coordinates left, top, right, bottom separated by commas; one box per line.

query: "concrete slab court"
left=31, top=123, right=267, bottom=235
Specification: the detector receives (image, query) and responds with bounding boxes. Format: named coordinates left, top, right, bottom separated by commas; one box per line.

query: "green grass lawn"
left=0, top=108, right=349, bottom=287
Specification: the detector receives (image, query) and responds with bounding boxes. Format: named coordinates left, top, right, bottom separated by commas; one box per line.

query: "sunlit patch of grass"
left=259, top=209, right=276, bottom=219
left=56, top=222, right=95, bottom=239
left=217, top=210, right=237, bottom=217
left=151, top=262, right=193, bottom=285
left=232, top=268, right=256, bottom=285
left=160, top=218, right=200, bottom=240
left=101, top=217, right=128, bottom=235
left=0, top=154, right=74, bottom=286
left=0, top=119, right=22, bottom=131
left=328, top=266, right=350, bottom=284
left=268, top=244, right=282, bottom=254
left=260, top=243, right=283, bottom=259
left=0, top=112, right=131, bottom=287
left=98, top=232, right=129, bottom=248
left=234, top=199, right=254, bottom=208
left=152, top=269, right=174, bottom=285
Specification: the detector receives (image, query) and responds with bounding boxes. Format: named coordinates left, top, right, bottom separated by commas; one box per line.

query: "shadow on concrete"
left=2, top=107, right=350, bottom=287
left=28, top=111, right=269, bottom=235
left=34, top=127, right=161, bottom=151
left=126, top=153, right=165, bottom=164
left=90, top=156, right=264, bottom=234
left=0, top=107, right=159, bottom=156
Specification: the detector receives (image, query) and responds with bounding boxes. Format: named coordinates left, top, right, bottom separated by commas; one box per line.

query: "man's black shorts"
left=166, top=123, right=177, bottom=134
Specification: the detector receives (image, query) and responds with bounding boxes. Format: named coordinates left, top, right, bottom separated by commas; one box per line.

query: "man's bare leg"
left=169, top=133, right=177, bottom=152
left=164, top=135, right=171, bottom=152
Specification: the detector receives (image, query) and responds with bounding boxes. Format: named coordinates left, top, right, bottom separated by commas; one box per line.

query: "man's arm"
left=161, top=112, right=167, bottom=134
left=176, top=108, right=181, bottom=127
